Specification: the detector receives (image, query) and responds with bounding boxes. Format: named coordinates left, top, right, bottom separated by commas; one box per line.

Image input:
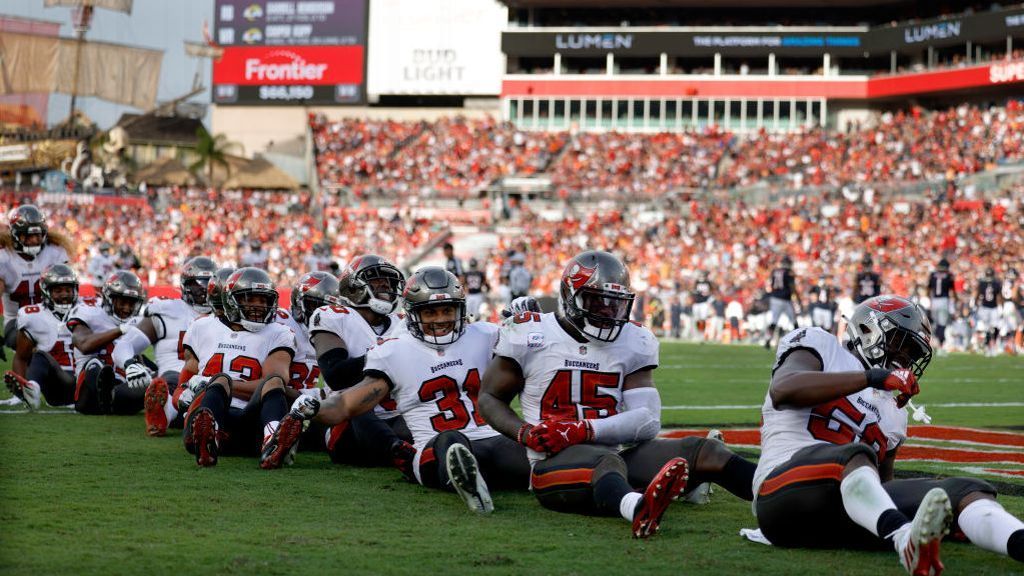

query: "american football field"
left=1, top=342, right=1021, bottom=575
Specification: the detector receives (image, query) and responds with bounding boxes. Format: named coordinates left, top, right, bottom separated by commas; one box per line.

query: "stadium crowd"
left=312, top=103, right=1024, bottom=200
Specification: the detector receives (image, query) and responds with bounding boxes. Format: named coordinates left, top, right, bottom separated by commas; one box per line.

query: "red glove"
left=871, top=368, right=919, bottom=408
left=517, top=423, right=545, bottom=452
left=527, top=420, right=593, bottom=455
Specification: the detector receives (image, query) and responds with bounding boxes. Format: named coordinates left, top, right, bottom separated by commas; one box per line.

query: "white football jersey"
left=308, top=304, right=406, bottom=418
left=753, top=327, right=908, bottom=499
left=493, top=312, right=660, bottom=462
left=16, top=302, right=76, bottom=371
left=1, top=245, right=69, bottom=322
left=66, top=300, right=141, bottom=376
left=145, top=297, right=200, bottom=376
left=182, top=316, right=296, bottom=410
left=274, top=308, right=320, bottom=390
left=364, top=323, right=501, bottom=478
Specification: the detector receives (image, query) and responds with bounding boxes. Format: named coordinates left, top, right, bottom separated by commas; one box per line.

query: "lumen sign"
left=903, top=21, right=961, bottom=44
left=555, top=33, right=634, bottom=50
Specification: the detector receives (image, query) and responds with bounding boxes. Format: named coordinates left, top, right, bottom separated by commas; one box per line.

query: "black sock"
left=704, top=454, right=756, bottom=501
left=199, top=383, right=230, bottom=425
left=878, top=509, right=910, bottom=542
left=260, top=388, right=287, bottom=429
left=593, top=472, right=633, bottom=518
left=1009, top=529, right=1024, bottom=563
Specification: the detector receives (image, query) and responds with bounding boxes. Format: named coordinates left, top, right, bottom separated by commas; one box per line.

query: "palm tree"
left=189, top=128, right=241, bottom=184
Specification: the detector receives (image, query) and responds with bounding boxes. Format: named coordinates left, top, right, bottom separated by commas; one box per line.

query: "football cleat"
left=189, top=408, right=220, bottom=467
left=633, top=457, right=689, bottom=539
left=144, top=377, right=169, bottom=437
left=893, top=487, right=952, bottom=576
left=4, top=371, right=41, bottom=411
left=445, top=443, right=493, bottom=514
left=259, top=414, right=303, bottom=470
left=685, top=429, right=723, bottom=505
left=391, top=439, right=417, bottom=482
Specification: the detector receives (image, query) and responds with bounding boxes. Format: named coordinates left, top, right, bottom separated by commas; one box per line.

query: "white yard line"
left=662, top=402, right=1024, bottom=410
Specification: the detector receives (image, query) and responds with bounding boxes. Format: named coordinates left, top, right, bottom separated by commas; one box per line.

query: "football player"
left=926, top=258, right=956, bottom=353
left=68, top=270, right=147, bottom=415
left=171, top=266, right=235, bottom=416
left=809, top=276, right=838, bottom=335
left=4, top=264, right=81, bottom=409
left=1, top=205, right=70, bottom=353
left=110, top=257, right=217, bottom=436
left=305, top=254, right=413, bottom=468
left=754, top=295, right=1024, bottom=572
left=691, top=271, right=714, bottom=339
left=854, top=254, right=883, bottom=304
left=206, top=267, right=236, bottom=319
left=464, top=258, right=490, bottom=321
left=178, top=267, right=297, bottom=468
left=478, top=251, right=757, bottom=538
left=265, top=267, right=529, bottom=512
left=764, top=255, right=801, bottom=350
left=975, top=268, right=1002, bottom=356
left=279, top=271, right=340, bottom=394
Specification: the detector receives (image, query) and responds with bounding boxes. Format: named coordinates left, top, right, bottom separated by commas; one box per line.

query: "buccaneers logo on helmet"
left=564, top=262, right=597, bottom=292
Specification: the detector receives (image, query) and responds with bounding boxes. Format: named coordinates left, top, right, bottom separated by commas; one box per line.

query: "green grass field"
left=1, top=342, right=1022, bottom=575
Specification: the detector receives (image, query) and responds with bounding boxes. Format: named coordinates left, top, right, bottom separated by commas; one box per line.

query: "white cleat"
left=445, top=443, right=493, bottom=515
left=4, top=372, right=42, bottom=411
left=893, top=488, right=952, bottom=576
left=685, top=429, right=724, bottom=505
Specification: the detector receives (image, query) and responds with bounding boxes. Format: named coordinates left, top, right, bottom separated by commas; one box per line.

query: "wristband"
left=517, top=423, right=534, bottom=445
left=119, top=324, right=130, bottom=335
left=865, top=368, right=890, bottom=390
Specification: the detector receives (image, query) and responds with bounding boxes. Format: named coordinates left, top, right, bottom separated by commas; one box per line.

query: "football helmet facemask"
left=403, top=267, right=466, bottom=348
left=180, top=256, right=218, bottom=314
left=338, top=254, right=405, bottom=316
left=291, top=271, right=341, bottom=325
left=557, top=250, right=635, bottom=343
left=40, top=263, right=79, bottom=321
left=223, top=268, right=278, bottom=332
left=101, top=270, right=146, bottom=323
left=845, top=295, right=933, bottom=379
left=8, top=204, right=48, bottom=257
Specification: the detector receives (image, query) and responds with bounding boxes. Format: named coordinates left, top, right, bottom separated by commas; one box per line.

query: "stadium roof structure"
left=131, top=156, right=197, bottom=187
left=498, top=0, right=905, bottom=6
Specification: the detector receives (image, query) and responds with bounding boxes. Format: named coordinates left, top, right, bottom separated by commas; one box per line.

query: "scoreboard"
left=212, top=0, right=367, bottom=105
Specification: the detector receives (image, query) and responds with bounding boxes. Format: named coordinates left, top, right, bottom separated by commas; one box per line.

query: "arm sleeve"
left=588, top=387, right=662, bottom=444
left=319, top=347, right=366, bottom=391
left=111, top=326, right=152, bottom=369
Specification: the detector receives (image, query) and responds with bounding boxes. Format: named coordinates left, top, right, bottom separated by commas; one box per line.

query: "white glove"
left=186, top=375, right=209, bottom=394
left=290, top=395, right=320, bottom=419
left=124, top=361, right=153, bottom=390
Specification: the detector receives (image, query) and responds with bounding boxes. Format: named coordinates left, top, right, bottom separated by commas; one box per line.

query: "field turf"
left=1, top=342, right=1021, bottom=575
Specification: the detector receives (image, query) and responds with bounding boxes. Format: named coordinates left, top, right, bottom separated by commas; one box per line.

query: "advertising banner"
left=367, top=0, right=506, bottom=96
left=213, top=0, right=368, bottom=104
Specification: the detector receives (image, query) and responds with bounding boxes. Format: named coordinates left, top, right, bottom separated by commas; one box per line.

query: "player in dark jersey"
left=764, top=256, right=801, bottom=350
left=853, top=255, right=882, bottom=304
left=975, top=268, right=1002, bottom=356
left=927, top=258, right=956, bottom=353
left=464, top=258, right=490, bottom=322
left=692, top=271, right=714, bottom=338
left=808, top=276, right=838, bottom=335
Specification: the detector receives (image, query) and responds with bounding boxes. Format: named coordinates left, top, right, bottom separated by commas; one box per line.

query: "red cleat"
left=259, top=414, right=303, bottom=470
left=190, top=408, right=219, bottom=467
left=144, top=377, right=169, bottom=437
left=633, top=457, right=689, bottom=539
